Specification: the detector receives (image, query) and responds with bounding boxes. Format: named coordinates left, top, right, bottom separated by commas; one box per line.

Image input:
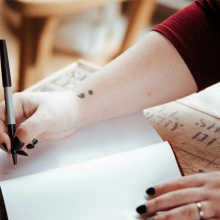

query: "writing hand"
left=0, top=91, right=83, bottom=153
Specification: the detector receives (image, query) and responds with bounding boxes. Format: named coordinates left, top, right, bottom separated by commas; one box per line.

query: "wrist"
left=69, top=89, right=92, bottom=129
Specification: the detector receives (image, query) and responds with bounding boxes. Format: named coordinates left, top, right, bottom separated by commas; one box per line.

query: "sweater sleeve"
left=152, top=0, right=220, bottom=91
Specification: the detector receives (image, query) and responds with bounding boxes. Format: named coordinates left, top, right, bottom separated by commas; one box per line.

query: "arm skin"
left=153, top=0, right=220, bottom=91
left=0, top=31, right=197, bottom=151
left=73, top=31, right=197, bottom=127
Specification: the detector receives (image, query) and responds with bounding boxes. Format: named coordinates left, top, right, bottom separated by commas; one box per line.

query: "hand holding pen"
left=0, top=40, right=39, bottom=167
left=0, top=41, right=79, bottom=166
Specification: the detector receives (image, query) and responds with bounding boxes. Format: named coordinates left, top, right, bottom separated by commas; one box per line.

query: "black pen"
left=0, top=39, right=17, bottom=168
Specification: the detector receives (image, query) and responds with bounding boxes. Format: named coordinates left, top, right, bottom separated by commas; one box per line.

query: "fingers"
left=16, top=149, right=29, bottom=156
left=0, top=93, right=43, bottom=153
left=0, top=118, right=38, bottom=154
left=145, top=201, right=213, bottom=220
left=143, top=188, right=204, bottom=215
left=0, top=142, right=9, bottom=153
left=39, top=127, right=77, bottom=141
left=14, top=139, right=38, bottom=157
left=12, top=108, right=52, bottom=150
left=0, top=133, right=38, bottom=155
left=0, top=131, right=11, bottom=153
left=26, top=139, right=38, bottom=149
left=136, top=188, right=205, bottom=216
left=146, top=174, right=205, bottom=199
left=136, top=173, right=220, bottom=219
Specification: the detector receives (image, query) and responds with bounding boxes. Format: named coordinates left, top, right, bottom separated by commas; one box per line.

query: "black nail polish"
left=146, top=187, right=155, bottom=196
left=136, top=205, right=147, bottom=214
left=12, top=137, right=25, bottom=151
left=2, top=143, right=8, bottom=151
left=27, top=143, right=35, bottom=149
left=17, top=150, right=28, bottom=156
left=32, top=139, right=38, bottom=145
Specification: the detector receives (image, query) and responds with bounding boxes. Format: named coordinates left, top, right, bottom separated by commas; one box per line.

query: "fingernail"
left=27, top=143, right=35, bottom=149
left=2, top=143, right=8, bottom=151
left=32, top=139, right=38, bottom=145
left=146, top=187, right=156, bottom=196
left=136, top=205, right=147, bottom=214
left=17, top=150, right=28, bottom=156
left=12, top=137, right=25, bottom=151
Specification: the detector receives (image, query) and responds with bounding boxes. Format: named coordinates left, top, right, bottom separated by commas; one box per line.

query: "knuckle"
left=156, top=184, right=163, bottom=194
left=179, top=205, right=191, bottom=218
left=172, top=191, right=183, bottom=201
left=151, top=198, right=161, bottom=211
left=161, top=205, right=192, bottom=220
left=163, top=212, right=173, bottom=220
left=176, top=177, right=186, bottom=188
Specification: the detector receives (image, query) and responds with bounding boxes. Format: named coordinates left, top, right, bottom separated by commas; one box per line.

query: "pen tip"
left=14, top=165, right=17, bottom=169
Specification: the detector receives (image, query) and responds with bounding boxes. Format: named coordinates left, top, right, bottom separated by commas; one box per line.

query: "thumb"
left=11, top=109, right=52, bottom=151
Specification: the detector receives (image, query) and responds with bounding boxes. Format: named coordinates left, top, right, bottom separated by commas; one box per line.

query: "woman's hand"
left=136, top=171, right=220, bottom=219
left=0, top=91, right=83, bottom=153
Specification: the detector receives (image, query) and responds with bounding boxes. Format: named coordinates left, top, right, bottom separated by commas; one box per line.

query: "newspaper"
left=26, top=60, right=99, bottom=92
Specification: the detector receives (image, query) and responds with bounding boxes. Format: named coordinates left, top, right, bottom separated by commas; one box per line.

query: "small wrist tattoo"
left=77, top=93, right=85, bottom=98
left=77, top=90, right=94, bottom=98
left=88, top=90, right=93, bottom=95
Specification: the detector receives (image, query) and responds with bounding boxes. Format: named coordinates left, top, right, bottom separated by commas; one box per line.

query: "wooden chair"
left=4, top=0, right=156, bottom=91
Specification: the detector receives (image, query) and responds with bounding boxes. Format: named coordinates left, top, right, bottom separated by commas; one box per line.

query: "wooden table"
left=4, top=0, right=156, bottom=90
left=145, top=102, right=220, bottom=175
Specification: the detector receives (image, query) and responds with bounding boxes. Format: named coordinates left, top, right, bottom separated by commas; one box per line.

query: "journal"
left=0, top=112, right=181, bottom=220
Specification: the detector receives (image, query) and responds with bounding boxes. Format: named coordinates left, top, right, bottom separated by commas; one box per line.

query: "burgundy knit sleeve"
left=152, top=0, right=220, bottom=91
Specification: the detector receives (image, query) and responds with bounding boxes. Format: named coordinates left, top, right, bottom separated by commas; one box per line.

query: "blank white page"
left=178, top=82, right=220, bottom=118
left=1, top=141, right=181, bottom=220
left=0, top=112, right=162, bottom=181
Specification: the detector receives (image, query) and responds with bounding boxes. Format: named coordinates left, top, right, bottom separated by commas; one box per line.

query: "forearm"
left=73, top=31, right=197, bottom=126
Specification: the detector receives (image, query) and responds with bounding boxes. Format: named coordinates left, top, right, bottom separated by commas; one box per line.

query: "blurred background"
left=0, top=0, right=192, bottom=100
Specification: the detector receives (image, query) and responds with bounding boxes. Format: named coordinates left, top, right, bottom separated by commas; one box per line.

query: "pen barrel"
left=4, top=87, right=15, bottom=125
left=0, top=40, right=11, bottom=87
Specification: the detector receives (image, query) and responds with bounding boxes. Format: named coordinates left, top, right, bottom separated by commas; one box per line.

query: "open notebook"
left=0, top=112, right=181, bottom=220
